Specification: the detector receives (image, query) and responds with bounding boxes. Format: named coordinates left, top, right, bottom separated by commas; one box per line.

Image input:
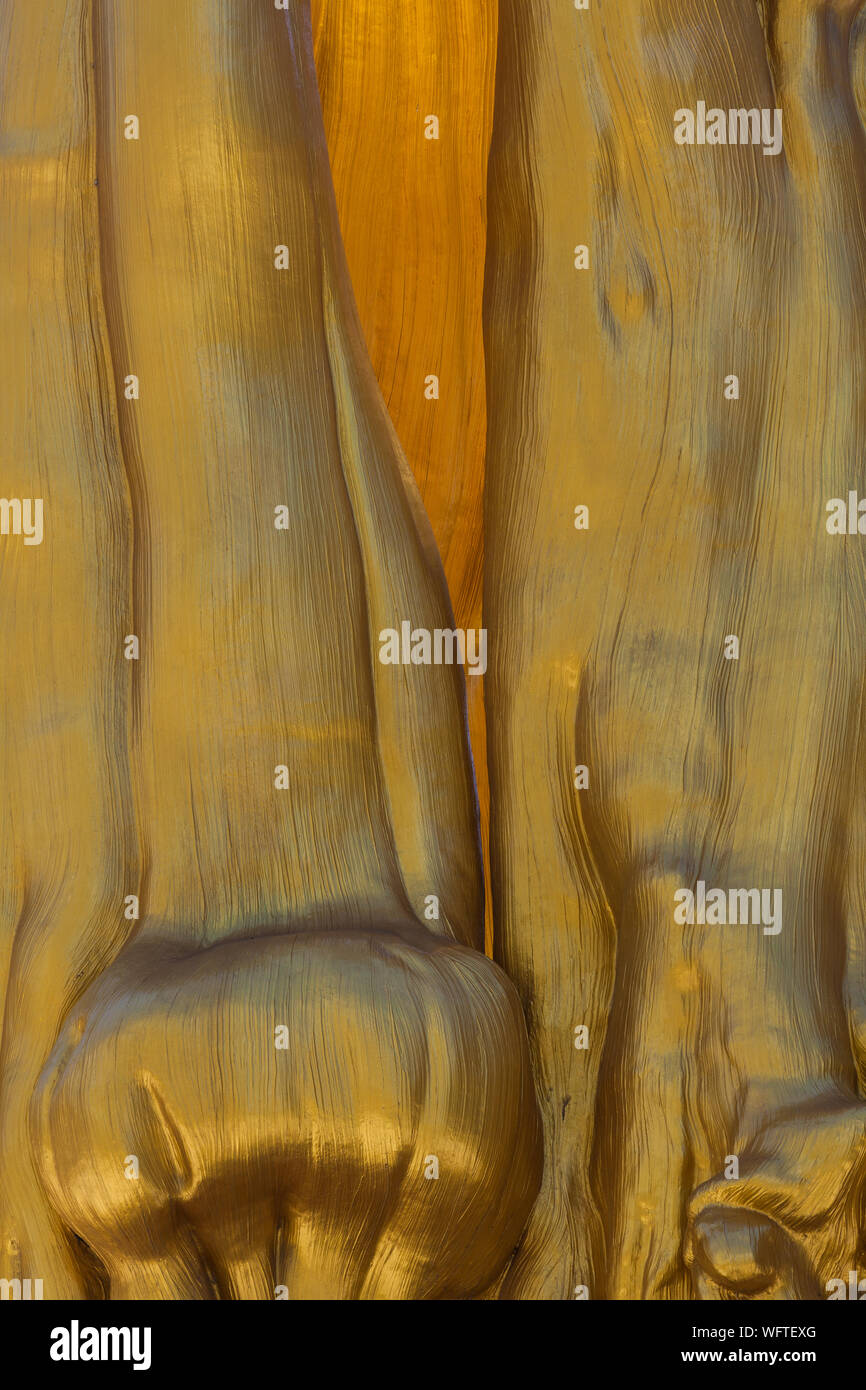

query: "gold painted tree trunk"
left=485, top=0, right=866, bottom=1300
left=0, top=0, right=539, bottom=1300
left=5, top=0, right=866, bottom=1303
left=312, top=0, right=496, bottom=946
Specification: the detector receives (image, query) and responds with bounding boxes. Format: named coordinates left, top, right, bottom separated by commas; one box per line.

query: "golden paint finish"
left=37, top=930, right=540, bottom=1300
left=485, top=0, right=866, bottom=1299
left=7, top=0, right=866, bottom=1305
left=312, top=0, right=496, bottom=949
left=0, top=0, right=135, bottom=1300
left=0, top=0, right=540, bottom=1299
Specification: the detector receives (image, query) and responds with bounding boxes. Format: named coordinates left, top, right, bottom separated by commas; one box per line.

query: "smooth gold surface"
left=36, top=929, right=540, bottom=1299
left=485, top=0, right=866, bottom=1299
left=0, top=0, right=540, bottom=1300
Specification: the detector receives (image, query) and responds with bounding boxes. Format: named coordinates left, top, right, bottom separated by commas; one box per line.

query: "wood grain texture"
left=484, top=0, right=866, bottom=1299
left=0, top=0, right=135, bottom=1297
left=7, top=0, right=866, bottom=1305
left=312, top=0, right=496, bottom=947
left=0, top=0, right=541, bottom=1300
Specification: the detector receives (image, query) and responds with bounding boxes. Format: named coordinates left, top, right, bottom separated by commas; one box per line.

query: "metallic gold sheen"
left=0, top=0, right=540, bottom=1300
left=485, top=0, right=866, bottom=1300
left=7, top=0, right=866, bottom=1305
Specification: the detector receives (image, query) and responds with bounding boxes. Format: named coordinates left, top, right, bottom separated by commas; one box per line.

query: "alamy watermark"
left=378, top=622, right=487, bottom=676
left=0, top=497, right=42, bottom=546
left=827, top=1272, right=866, bottom=1299
left=674, top=880, right=782, bottom=935
left=674, top=103, right=783, bottom=157
left=50, top=1321, right=151, bottom=1371
left=0, top=1276, right=42, bottom=1299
